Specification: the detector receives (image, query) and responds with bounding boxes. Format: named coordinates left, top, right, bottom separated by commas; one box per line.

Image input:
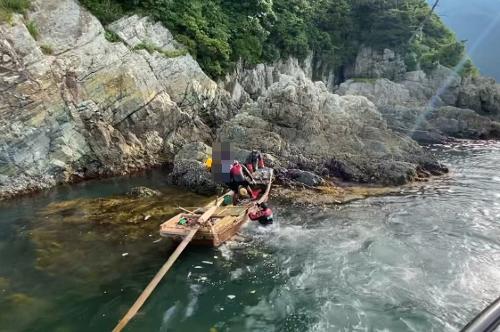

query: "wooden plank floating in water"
left=112, top=200, right=223, bottom=332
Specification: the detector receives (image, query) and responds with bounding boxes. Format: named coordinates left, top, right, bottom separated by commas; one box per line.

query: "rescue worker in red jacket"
left=249, top=202, right=273, bottom=225
left=245, top=150, right=265, bottom=173
left=229, top=161, right=255, bottom=203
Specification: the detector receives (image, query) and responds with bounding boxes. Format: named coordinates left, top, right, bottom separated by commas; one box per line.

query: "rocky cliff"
left=338, top=48, right=500, bottom=143
left=3, top=0, right=499, bottom=198
left=0, top=0, right=232, bottom=198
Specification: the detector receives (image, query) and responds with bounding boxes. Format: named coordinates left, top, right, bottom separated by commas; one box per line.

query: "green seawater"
left=1, top=141, right=499, bottom=332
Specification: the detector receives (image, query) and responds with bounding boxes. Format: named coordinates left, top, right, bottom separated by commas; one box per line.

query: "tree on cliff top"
left=80, top=0, right=468, bottom=78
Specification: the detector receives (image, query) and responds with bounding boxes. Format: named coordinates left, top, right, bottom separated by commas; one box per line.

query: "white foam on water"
left=184, top=285, right=201, bottom=319
left=218, top=244, right=233, bottom=260
left=230, top=268, right=244, bottom=280
left=160, top=303, right=179, bottom=331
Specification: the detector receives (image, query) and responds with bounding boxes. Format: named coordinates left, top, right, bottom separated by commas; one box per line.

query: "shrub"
left=40, top=44, right=53, bottom=55
left=80, top=0, right=470, bottom=79
left=26, top=20, right=38, bottom=40
left=104, top=29, right=121, bottom=43
left=78, top=0, right=123, bottom=25
left=0, top=0, right=31, bottom=23
left=133, top=41, right=188, bottom=58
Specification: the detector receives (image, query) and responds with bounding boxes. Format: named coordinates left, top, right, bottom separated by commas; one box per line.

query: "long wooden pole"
left=112, top=203, right=220, bottom=332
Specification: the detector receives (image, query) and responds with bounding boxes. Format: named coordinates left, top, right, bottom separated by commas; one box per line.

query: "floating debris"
left=194, top=266, right=203, bottom=269
left=202, top=261, right=213, bottom=265
left=200, top=277, right=207, bottom=281
left=122, top=253, right=129, bottom=257
left=144, top=215, right=151, bottom=221
left=250, top=290, right=256, bottom=294
left=214, top=256, right=218, bottom=259
left=227, top=295, right=236, bottom=300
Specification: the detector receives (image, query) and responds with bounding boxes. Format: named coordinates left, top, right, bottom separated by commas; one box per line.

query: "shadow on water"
left=1, top=141, right=500, bottom=331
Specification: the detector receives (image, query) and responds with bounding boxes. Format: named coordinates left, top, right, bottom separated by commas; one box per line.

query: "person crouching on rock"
left=245, top=150, right=264, bottom=173
left=249, top=202, right=273, bottom=225
left=229, top=161, right=255, bottom=203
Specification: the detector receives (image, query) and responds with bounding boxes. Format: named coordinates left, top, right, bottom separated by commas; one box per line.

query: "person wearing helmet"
left=248, top=202, right=273, bottom=225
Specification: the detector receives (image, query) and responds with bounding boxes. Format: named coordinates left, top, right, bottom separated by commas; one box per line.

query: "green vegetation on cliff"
left=0, top=0, right=31, bottom=22
left=80, top=0, right=470, bottom=78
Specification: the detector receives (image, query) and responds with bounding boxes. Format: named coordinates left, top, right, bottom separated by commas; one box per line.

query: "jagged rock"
left=218, top=75, right=445, bottom=185
left=170, top=159, right=217, bottom=195
left=126, top=186, right=162, bottom=198
left=220, top=55, right=336, bottom=105
left=425, top=106, right=500, bottom=139
left=0, top=0, right=221, bottom=199
left=338, top=67, right=500, bottom=141
left=458, top=76, right=500, bottom=120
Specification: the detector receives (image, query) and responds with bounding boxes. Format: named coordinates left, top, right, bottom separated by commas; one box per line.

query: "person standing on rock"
left=245, top=150, right=265, bottom=173
left=229, top=161, right=255, bottom=203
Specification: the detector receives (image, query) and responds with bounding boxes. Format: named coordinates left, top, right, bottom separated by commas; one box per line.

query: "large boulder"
left=170, top=159, right=217, bottom=195
left=175, top=142, right=212, bottom=163
left=286, top=169, right=325, bottom=187
left=218, top=75, right=446, bottom=185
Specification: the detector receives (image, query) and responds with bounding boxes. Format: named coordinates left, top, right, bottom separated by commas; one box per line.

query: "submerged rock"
left=31, top=192, right=212, bottom=285
left=126, top=186, right=162, bottom=198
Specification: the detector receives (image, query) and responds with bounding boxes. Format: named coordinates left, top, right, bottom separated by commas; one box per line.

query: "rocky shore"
left=1, top=0, right=499, bottom=199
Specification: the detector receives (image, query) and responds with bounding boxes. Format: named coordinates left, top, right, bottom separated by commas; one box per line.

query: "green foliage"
left=40, top=44, right=53, bottom=55
left=104, top=29, right=121, bottom=43
left=459, top=58, right=480, bottom=78
left=0, top=0, right=30, bottom=23
left=352, top=77, right=377, bottom=84
left=133, top=41, right=188, bottom=58
left=78, top=0, right=124, bottom=25
left=26, top=20, right=38, bottom=40
left=81, top=0, right=469, bottom=79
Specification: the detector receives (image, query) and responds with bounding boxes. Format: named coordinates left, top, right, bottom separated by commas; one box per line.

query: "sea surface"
left=0, top=140, right=499, bottom=331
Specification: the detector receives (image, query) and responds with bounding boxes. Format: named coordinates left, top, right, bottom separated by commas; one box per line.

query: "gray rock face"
left=344, top=47, right=407, bottom=82
left=0, top=1, right=225, bottom=199
left=338, top=67, right=500, bottom=142
left=218, top=75, right=445, bottom=185
left=3, top=1, right=493, bottom=199
left=458, top=76, right=500, bottom=120
left=175, top=142, right=212, bottom=163
left=221, top=55, right=336, bottom=105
